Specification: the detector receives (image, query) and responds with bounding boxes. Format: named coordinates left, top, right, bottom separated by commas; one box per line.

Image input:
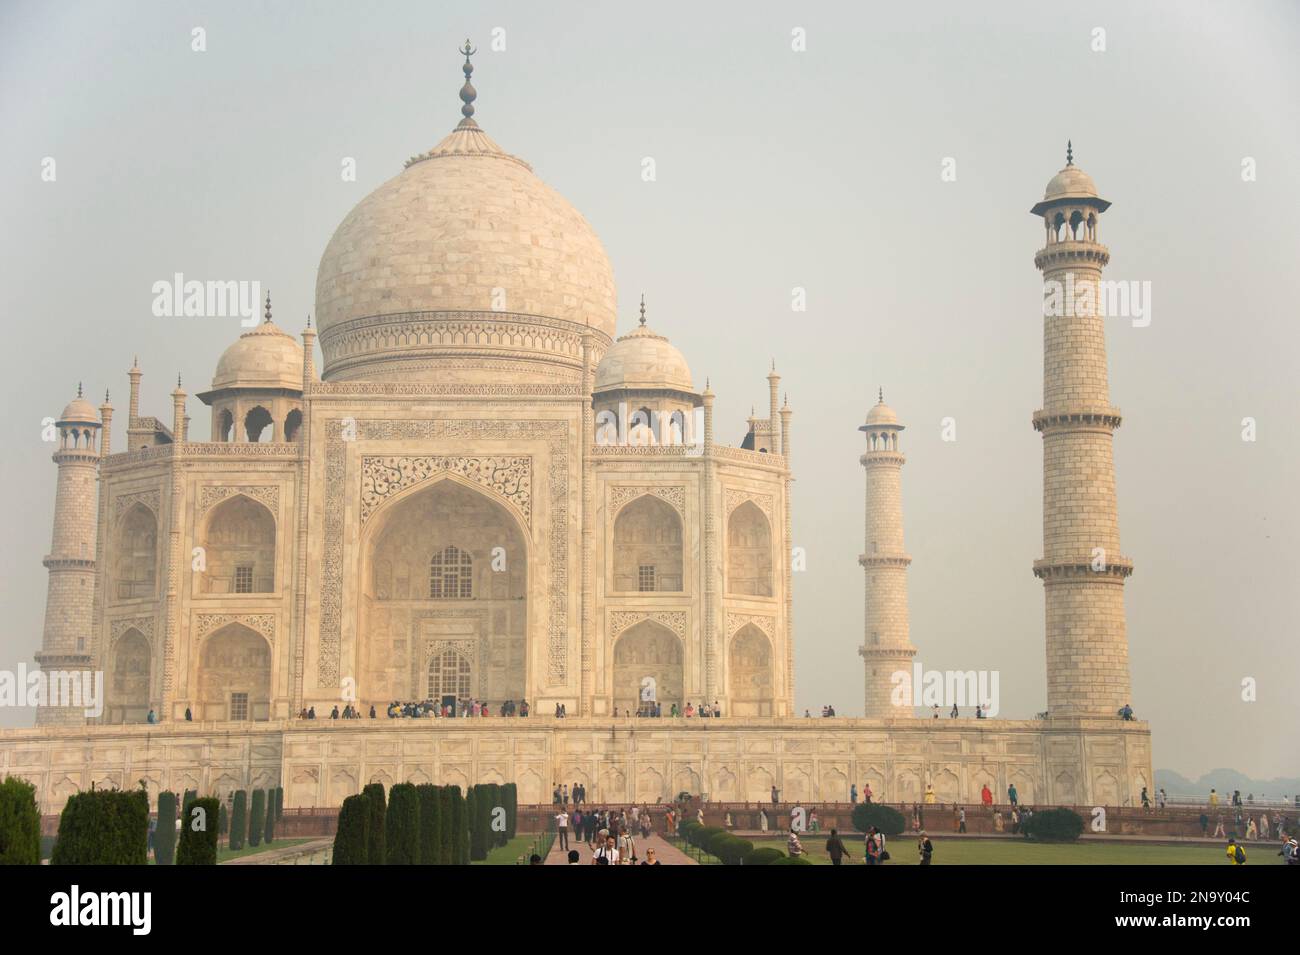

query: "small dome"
left=59, top=394, right=99, bottom=424
left=594, top=316, right=693, bottom=394
left=1042, top=164, right=1099, bottom=203
left=865, top=400, right=898, bottom=426
left=212, top=319, right=307, bottom=392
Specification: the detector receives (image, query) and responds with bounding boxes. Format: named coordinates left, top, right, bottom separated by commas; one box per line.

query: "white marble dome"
left=594, top=317, right=694, bottom=394
left=314, top=118, right=617, bottom=379
left=865, top=397, right=899, bottom=426
left=212, top=319, right=306, bottom=392
left=58, top=393, right=99, bottom=424
left=1042, top=164, right=1099, bottom=202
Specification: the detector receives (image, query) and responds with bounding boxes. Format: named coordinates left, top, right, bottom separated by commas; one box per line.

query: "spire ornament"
left=458, top=39, right=478, bottom=125
left=264, top=290, right=272, bottom=324
left=1066, top=140, right=1073, bottom=166
left=639, top=293, right=647, bottom=326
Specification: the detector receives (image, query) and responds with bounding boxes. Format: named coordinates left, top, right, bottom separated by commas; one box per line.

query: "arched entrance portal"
left=728, top=624, right=774, bottom=716
left=612, top=620, right=683, bottom=716
left=109, top=629, right=151, bottom=722
left=197, top=623, right=271, bottom=720
left=363, top=478, right=527, bottom=707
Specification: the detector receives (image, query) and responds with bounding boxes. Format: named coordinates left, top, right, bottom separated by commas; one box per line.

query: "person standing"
left=918, top=831, right=933, bottom=865
left=864, top=782, right=874, bottom=804
left=958, top=807, right=967, bottom=833
left=924, top=783, right=937, bottom=805
left=555, top=807, right=570, bottom=851
left=787, top=829, right=805, bottom=858
left=1209, top=788, right=1219, bottom=807
left=864, top=829, right=879, bottom=866
left=1008, top=783, right=1019, bottom=807
left=825, top=828, right=850, bottom=865
left=980, top=784, right=992, bottom=809
left=593, top=835, right=620, bottom=866
left=850, top=783, right=858, bottom=805
left=1199, top=812, right=1209, bottom=837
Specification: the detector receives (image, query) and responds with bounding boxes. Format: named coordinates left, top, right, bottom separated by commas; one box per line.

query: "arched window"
left=244, top=406, right=273, bottom=442
left=115, top=504, right=157, bottom=600
left=218, top=409, right=234, bottom=442
left=727, top=500, right=773, bottom=597
left=428, top=649, right=472, bottom=698
left=201, top=494, right=276, bottom=594
left=284, top=408, right=303, bottom=442
left=612, top=495, right=683, bottom=592
left=429, top=545, right=473, bottom=599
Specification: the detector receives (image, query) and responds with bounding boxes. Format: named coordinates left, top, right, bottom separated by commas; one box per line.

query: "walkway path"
left=544, top=831, right=698, bottom=865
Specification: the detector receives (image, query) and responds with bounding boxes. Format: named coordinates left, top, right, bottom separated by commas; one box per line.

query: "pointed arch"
left=728, top=624, right=773, bottom=716
left=200, top=493, right=276, bottom=594
left=108, top=627, right=151, bottom=722
left=727, top=500, right=773, bottom=596
left=196, top=622, right=272, bottom=720
left=612, top=619, right=683, bottom=716
left=115, top=503, right=157, bottom=600
left=612, top=494, right=683, bottom=592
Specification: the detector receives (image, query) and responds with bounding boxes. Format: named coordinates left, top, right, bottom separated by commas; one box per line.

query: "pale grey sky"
left=1, top=0, right=1296, bottom=779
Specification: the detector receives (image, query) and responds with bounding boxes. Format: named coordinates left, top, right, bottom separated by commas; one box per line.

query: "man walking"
left=918, top=831, right=933, bottom=865
left=825, top=828, right=850, bottom=866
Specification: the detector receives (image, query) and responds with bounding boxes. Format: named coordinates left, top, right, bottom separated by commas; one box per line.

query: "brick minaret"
left=35, top=385, right=102, bottom=725
left=1030, top=143, right=1133, bottom=719
left=858, top=391, right=916, bottom=717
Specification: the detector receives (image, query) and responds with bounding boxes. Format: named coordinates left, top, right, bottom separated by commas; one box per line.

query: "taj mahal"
left=0, top=50, right=1152, bottom=812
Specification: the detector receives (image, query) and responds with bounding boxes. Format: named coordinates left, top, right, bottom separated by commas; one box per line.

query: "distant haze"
left=1, top=0, right=1296, bottom=779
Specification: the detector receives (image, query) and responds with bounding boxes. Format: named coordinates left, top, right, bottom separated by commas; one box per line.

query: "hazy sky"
left=1, top=0, right=1296, bottom=780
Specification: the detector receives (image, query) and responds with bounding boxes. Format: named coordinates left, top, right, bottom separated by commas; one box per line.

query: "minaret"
left=35, top=385, right=101, bottom=725
left=858, top=390, right=916, bottom=717
left=1030, top=143, right=1133, bottom=718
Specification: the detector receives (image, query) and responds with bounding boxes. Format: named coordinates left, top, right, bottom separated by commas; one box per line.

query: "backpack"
left=1233, top=844, right=1246, bottom=864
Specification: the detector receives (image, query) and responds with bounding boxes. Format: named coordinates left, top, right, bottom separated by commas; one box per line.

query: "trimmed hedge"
left=176, top=796, right=219, bottom=865
left=332, top=793, right=369, bottom=865
left=230, top=791, right=248, bottom=851
left=851, top=802, right=906, bottom=836
left=363, top=783, right=387, bottom=865
left=275, top=786, right=284, bottom=821
left=502, top=783, right=517, bottom=842
left=1021, top=807, right=1084, bottom=843
left=263, top=789, right=276, bottom=845
left=772, top=855, right=814, bottom=865
left=386, top=783, right=420, bottom=864
left=745, top=847, right=785, bottom=866
left=0, top=777, right=41, bottom=865
left=416, top=784, right=441, bottom=865
left=707, top=831, right=754, bottom=865
left=51, top=787, right=148, bottom=865
left=154, top=790, right=178, bottom=865
left=219, top=801, right=227, bottom=838
left=466, top=787, right=483, bottom=861
left=249, top=789, right=266, bottom=848
left=439, top=786, right=457, bottom=865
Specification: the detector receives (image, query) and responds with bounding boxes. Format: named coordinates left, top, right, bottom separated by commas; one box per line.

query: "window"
left=638, top=565, right=656, bottom=592
left=230, top=692, right=249, bottom=721
left=233, top=564, right=254, bottom=594
left=430, top=546, right=473, bottom=599
left=429, top=650, right=472, bottom=698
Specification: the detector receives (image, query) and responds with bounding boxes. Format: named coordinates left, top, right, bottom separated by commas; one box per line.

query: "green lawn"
left=474, top=835, right=552, bottom=865
left=751, top=837, right=1281, bottom=865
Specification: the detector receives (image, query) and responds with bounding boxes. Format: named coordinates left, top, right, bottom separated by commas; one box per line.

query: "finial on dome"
left=1066, top=140, right=1073, bottom=166
left=177, top=374, right=182, bottom=388
left=639, top=293, right=646, bottom=326
left=878, top=387, right=884, bottom=403
left=76, top=381, right=83, bottom=398
left=458, top=39, right=478, bottom=125
left=131, top=355, right=138, bottom=370
left=264, top=290, right=272, bottom=324
left=104, top=389, right=111, bottom=403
